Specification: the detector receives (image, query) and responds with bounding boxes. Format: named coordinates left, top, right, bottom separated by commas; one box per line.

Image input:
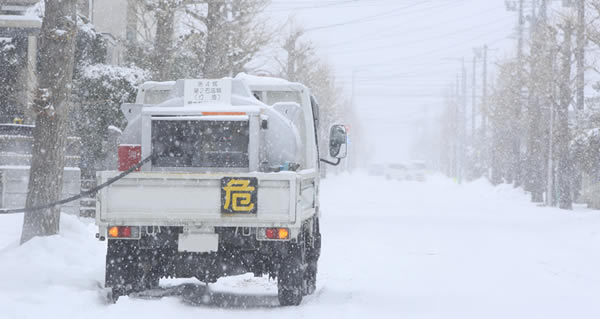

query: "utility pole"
left=540, top=0, right=547, bottom=21
left=482, top=44, right=488, bottom=137
left=284, top=30, right=304, bottom=82
left=351, top=69, right=357, bottom=112
left=517, top=0, right=525, bottom=74
left=472, top=55, right=477, bottom=141
left=575, top=0, right=585, bottom=111
left=461, top=57, right=467, bottom=183
left=512, top=0, right=525, bottom=186
left=503, top=0, right=526, bottom=185
left=455, top=74, right=460, bottom=180
left=557, top=21, right=574, bottom=209
left=482, top=44, right=490, bottom=178
left=547, top=76, right=555, bottom=206
left=526, top=0, right=545, bottom=202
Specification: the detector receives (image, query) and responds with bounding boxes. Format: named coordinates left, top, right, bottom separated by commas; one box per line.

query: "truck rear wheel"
left=304, top=217, right=321, bottom=296
left=105, top=240, right=137, bottom=301
left=105, top=240, right=160, bottom=301
left=278, top=244, right=305, bottom=306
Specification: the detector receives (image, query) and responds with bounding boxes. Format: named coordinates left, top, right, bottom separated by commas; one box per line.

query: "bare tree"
left=150, top=0, right=180, bottom=80
left=130, top=0, right=271, bottom=79
left=277, top=27, right=359, bottom=169
left=198, top=0, right=271, bottom=77
left=21, top=0, right=78, bottom=243
left=281, top=28, right=310, bottom=82
left=201, top=0, right=229, bottom=77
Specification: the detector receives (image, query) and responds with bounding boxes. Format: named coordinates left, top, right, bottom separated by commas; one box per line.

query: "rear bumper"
left=105, top=227, right=296, bottom=285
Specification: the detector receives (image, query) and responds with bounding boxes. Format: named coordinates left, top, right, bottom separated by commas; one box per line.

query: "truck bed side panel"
left=97, top=172, right=296, bottom=226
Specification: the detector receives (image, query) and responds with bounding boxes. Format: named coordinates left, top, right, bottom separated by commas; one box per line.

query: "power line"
left=324, top=16, right=513, bottom=55
left=304, top=0, right=435, bottom=32
left=268, top=0, right=408, bottom=12
left=267, top=0, right=362, bottom=13
left=342, top=31, right=510, bottom=70
left=320, top=0, right=478, bottom=49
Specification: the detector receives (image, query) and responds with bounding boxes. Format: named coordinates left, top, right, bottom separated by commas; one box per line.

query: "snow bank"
left=1, top=174, right=600, bottom=318
left=320, top=172, right=600, bottom=319
left=0, top=215, right=106, bottom=318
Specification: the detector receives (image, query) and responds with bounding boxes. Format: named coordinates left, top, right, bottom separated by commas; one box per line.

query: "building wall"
left=0, top=167, right=81, bottom=215
left=91, top=0, right=135, bottom=66
left=92, top=0, right=128, bottom=40
left=0, top=0, right=39, bottom=8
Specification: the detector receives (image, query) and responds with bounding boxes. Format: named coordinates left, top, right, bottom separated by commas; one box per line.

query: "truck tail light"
left=265, top=228, right=289, bottom=240
left=108, top=226, right=140, bottom=239
left=118, top=144, right=141, bottom=171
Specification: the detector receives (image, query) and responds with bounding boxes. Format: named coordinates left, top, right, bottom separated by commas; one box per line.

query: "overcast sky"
left=266, top=0, right=519, bottom=164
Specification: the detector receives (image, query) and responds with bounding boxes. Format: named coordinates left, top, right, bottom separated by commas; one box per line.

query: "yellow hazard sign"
left=221, top=177, right=258, bottom=214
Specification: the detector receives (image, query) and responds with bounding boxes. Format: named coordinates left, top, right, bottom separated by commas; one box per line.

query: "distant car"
left=406, top=161, right=427, bottom=182
left=368, top=163, right=386, bottom=176
left=386, top=163, right=408, bottom=181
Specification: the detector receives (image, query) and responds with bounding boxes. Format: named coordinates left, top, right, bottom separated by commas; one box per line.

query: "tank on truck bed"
left=96, top=76, right=348, bottom=306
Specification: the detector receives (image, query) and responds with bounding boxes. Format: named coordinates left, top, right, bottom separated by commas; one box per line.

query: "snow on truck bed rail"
left=235, top=73, right=294, bottom=86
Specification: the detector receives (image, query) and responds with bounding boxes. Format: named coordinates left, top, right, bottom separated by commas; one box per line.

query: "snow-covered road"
left=1, top=173, right=600, bottom=318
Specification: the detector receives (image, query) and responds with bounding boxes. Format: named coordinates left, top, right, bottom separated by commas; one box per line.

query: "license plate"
left=221, top=177, right=258, bottom=214
left=178, top=233, right=219, bottom=253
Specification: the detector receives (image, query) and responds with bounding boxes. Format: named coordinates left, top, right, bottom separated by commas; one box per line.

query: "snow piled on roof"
left=81, top=64, right=149, bottom=86
left=24, top=0, right=44, bottom=19
left=77, top=16, right=98, bottom=38
left=235, top=73, right=292, bottom=86
left=140, top=81, right=177, bottom=89
left=107, top=125, right=123, bottom=134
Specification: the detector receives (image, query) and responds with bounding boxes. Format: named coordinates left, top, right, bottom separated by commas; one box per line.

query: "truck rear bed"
left=96, top=171, right=300, bottom=227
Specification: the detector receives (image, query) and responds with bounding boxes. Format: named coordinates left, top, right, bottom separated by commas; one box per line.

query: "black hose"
left=0, top=154, right=155, bottom=215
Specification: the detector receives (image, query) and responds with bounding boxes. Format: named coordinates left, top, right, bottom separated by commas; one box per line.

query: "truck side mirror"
left=329, top=124, right=348, bottom=159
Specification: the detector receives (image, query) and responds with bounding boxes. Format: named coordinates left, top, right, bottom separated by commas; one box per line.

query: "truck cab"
left=96, top=76, right=347, bottom=305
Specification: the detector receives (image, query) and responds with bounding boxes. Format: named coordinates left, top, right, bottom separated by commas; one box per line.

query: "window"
left=151, top=120, right=249, bottom=168
left=265, top=91, right=302, bottom=106
left=144, top=90, right=171, bottom=105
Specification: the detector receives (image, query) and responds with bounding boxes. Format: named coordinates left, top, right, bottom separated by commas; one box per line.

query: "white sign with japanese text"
left=184, top=79, right=232, bottom=105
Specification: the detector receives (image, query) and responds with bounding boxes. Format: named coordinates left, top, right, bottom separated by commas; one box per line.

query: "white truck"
left=95, top=75, right=347, bottom=306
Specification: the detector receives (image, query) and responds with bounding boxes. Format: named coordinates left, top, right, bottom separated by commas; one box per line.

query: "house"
left=0, top=0, right=133, bottom=215
left=0, top=0, right=41, bottom=123
left=0, top=0, right=136, bottom=123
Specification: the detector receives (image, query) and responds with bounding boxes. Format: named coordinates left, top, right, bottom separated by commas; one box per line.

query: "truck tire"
left=304, top=219, right=321, bottom=295
left=137, top=252, right=161, bottom=290
left=105, top=240, right=159, bottom=301
left=105, top=240, right=138, bottom=301
left=304, top=260, right=318, bottom=296
left=278, top=244, right=305, bottom=306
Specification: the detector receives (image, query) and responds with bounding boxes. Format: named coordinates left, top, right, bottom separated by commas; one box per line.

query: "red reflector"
left=265, top=228, right=277, bottom=239
left=265, top=228, right=289, bottom=240
left=119, top=226, right=131, bottom=238
left=118, top=145, right=141, bottom=171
